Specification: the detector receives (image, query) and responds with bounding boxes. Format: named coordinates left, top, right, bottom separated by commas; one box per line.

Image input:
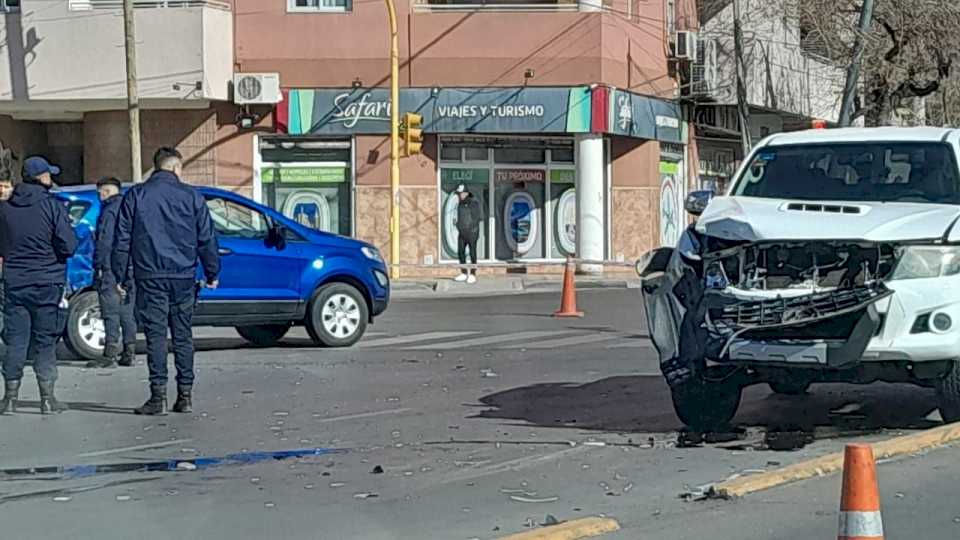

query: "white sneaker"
left=467, top=274, right=477, bottom=284
left=454, top=273, right=469, bottom=282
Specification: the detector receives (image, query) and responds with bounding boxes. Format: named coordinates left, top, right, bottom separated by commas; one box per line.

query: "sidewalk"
left=391, top=273, right=640, bottom=299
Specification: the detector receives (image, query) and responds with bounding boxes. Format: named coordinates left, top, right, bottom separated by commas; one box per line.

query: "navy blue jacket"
left=111, top=171, right=220, bottom=283
left=0, top=182, right=78, bottom=289
left=94, top=193, right=127, bottom=285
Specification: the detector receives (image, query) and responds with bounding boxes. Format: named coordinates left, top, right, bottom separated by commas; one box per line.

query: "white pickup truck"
left=639, top=127, right=960, bottom=431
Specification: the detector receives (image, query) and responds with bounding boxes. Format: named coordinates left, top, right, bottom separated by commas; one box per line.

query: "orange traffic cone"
left=838, top=444, right=884, bottom=540
left=554, top=257, right=584, bottom=318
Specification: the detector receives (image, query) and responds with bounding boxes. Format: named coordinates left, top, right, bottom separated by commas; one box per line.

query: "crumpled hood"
left=8, top=182, right=49, bottom=207
left=697, top=196, right=960, bottom=242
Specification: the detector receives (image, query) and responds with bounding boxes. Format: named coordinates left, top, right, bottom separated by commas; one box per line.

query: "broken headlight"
left=891, top=246, right=960, bottom=280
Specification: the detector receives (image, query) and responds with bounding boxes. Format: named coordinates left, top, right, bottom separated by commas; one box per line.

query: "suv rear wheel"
left=65, top=290, right=105, bottom=361
left=306, top=283, right=369, bottom=347
left=236, top=324, right=291, bottom=347
left=670, top=376, right=743, bottom=432
left=936, top=360, right=960, bottom=422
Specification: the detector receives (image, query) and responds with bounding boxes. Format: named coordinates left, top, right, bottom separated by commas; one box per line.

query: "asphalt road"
left=0, top=289, right=956, bottom=539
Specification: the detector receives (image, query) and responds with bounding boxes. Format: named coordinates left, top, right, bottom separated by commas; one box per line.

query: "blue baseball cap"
left=23, top=156, right=61, bottom=179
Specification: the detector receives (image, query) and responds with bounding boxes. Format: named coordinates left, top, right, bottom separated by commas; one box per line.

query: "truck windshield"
left=732, top=142, right=960, bottom=204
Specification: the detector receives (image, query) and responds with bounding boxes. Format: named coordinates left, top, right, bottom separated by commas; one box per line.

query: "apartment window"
left=414, top=0, right=577, bottom=12
left=288, top=0, right=352, bottom=12
left=1, top=0, right=19, bottom=12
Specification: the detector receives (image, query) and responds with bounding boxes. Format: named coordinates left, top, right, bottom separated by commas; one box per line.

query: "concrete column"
left=575, top=133, right=605, bottom=275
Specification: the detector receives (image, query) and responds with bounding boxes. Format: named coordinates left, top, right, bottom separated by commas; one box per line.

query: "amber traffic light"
left=401, top=112, right=423, bottom=157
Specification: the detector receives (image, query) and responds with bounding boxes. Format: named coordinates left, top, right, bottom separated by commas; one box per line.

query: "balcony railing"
left=412, top=0, right=579, bottom=12
left=68, top=0, right=231, bottom=11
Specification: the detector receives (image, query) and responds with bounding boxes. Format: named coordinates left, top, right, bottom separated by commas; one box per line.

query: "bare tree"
left=798, top=0, right=960, bottom=126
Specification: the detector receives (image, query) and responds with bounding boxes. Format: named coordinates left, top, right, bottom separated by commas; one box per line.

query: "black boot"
left=38, top=380, right=68, bottom=415
left=119, top=344, right=136, bottom=367
left=172, top=385, right=192, bottom=414
left=134, top=385, right=167, bottom=416
left=87, top=343, right=119, bottom=369
left=0, top=380, right=20, bottom=414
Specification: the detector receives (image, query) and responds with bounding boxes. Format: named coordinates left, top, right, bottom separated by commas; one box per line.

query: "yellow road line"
left=711, top=422, right=960, bottom=498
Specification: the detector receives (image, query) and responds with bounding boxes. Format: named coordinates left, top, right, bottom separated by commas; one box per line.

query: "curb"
left=498, top=517, right=621, bottom=540
left=709, top=422, right=960, bottom=499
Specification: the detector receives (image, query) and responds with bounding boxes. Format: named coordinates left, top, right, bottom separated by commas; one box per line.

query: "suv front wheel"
left=306, top=283, right=369, bottom=347
left=670, top=376, right=743, bottom=432
left=936, top=360, right=960, bottom=422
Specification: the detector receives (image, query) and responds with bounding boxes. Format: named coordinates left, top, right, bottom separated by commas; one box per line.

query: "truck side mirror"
left=685, top=190, right=715, bottom=216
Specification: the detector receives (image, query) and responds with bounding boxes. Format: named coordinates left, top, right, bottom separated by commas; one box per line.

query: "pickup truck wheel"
left=769, top=381, right=811, bottom=396
left=670, top=378, right=742, bottom=432
left=236, top=324, right=291, bottom=347
left=936, top=360, right=960, bottom=422
left=65, top=290, right=104, bottom=361
left=306, top=283, right=369, bottom=347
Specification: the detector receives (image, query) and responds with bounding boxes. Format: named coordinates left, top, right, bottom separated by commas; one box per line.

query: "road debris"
left=353, top=492, right=379, bottom=500
left=509, top=495, right=559, bottom=503
left=176, top=462, right=197, bottom=471
left=53, top=496, right=72, bottom=502
left=541, top=514, right=560, bottom=526
left=371, top=465, right=384, bottom=474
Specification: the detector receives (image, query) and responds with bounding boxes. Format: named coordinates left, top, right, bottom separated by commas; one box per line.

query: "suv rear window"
left=733, top=142, right=960, bottom=204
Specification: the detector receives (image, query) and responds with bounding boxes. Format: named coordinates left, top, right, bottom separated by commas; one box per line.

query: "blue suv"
left=54, top=185, right=390, bottom=361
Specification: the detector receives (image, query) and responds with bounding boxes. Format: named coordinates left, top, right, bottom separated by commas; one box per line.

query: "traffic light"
left=402, top=112, right=423, bottom=157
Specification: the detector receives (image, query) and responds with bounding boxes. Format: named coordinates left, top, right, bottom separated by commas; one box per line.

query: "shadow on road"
left=474, top=375, right=941, bottom=436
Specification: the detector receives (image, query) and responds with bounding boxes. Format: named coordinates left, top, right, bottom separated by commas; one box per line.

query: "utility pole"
left=385, top=0, right=401, bottom=280
left=123, top=0, right=142, bottom=182
left=733, top=0, right=752, bottom=154
left=839, top=0, right=875, bottom=126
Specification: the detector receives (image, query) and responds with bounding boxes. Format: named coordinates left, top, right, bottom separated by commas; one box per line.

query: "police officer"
left=87, top=177, right=137, bottom=369
left=112, top=147, right=219, bottom=416
left=0, top=157, right=77, bottom=414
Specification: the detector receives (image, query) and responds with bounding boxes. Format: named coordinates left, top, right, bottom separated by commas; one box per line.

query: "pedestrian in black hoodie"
left=454, top=184, right=483, bottom=284
left=0, top=157, right=77, bottom=414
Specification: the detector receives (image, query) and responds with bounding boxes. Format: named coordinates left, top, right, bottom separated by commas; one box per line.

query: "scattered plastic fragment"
left=353, top=492, right=379, bottom=500
left=176, top=462, right=197, bottom=471
left=53, top=496, right=72, bottom=502
left=510, top=495, right=559, bottom=503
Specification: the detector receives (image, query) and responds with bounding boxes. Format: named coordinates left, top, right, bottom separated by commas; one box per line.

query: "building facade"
left=0, top=0, right=699, bottom=276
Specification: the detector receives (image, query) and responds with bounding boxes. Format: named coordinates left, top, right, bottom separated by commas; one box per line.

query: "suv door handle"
left=218, top=248, right=233, bottom=256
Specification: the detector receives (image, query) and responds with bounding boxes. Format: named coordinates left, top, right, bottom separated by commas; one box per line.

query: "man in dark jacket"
left=454, top=184, right=483, bottom=284
left=87, top=177, right=137, bottom=369
left=0, top=156, right=77, bottom=414
left=112, top=147, right=220, bottom=416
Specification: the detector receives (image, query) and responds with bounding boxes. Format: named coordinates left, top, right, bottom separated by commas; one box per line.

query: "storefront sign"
left=280, top=87, right=683, bottom=143
left=261, top=167, right=349, bottom=184
left=495, top=169, right=545, bottom=183
left=609, top=89, right=683, bottom=144
left=441, top=168, right=490, bottom=185
left=284, top=87, right=592, bottom=136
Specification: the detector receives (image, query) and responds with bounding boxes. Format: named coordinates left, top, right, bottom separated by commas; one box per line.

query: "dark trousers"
left=135, top=278, right=197, bottom=388
left=2, top=284, right=64, bottom=383
left=458, top=230, right=479, bottom=275
left=98, top=279, right=137, bottom=353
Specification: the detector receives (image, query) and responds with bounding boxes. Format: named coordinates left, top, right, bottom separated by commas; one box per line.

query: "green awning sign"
left=261, top=167, right=349, bottom=184
left=550, top=169, right=575, bottom=183
left=441, top=168, right=489, bottom=184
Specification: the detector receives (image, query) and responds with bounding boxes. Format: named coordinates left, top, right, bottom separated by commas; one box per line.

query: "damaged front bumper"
left=638, top=244, right=897, bottom=386
left=705, top=282, right=893, bottom=367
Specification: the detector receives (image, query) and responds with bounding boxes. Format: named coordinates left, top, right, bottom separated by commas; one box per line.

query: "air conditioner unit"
left=682, top=39, right=716, bottom=97
left=233, top=73, right=282, bottom=105
left=674, top=31, right=698, bottom=60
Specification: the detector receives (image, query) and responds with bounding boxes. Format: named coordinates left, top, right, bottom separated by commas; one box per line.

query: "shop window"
left=494, top=147, right=545, bottom=164
left=439, top=168, right=490, bottom=261
left=2, top=0, right=18, bottom=12
left=288, top=0, right=352, bottom=13
left=440, top=145, right=462, bottom=162
left=413, top=0, right=576, bottom=11
left=464, top=147, right=489, bottom=161
left=551, top=147, right=574, bottom=163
